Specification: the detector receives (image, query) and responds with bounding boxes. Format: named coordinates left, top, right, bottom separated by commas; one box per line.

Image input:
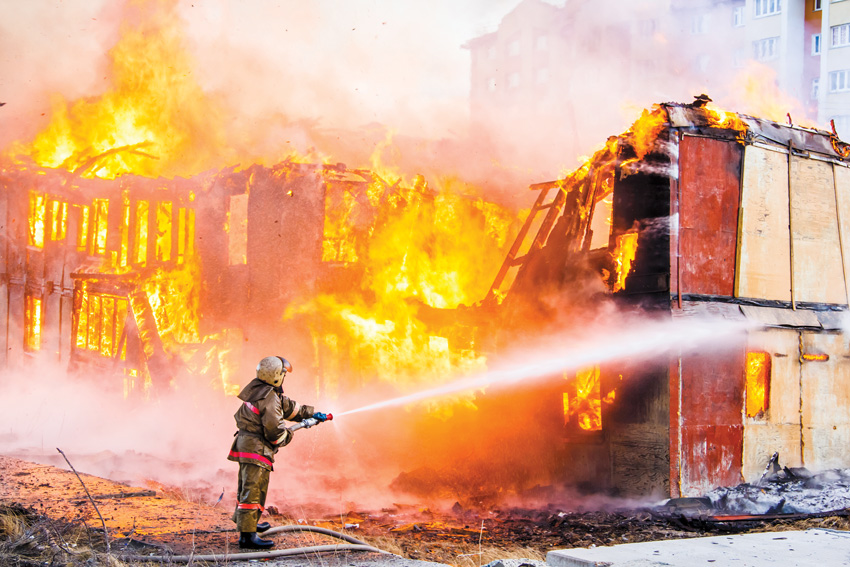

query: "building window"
left=833, top=24, right=850, bottom=47
left=733, top=47, right=748, bottom=68
left=745, top=352, right=771, bottom=418
left=28, top=191, right=46, bottom=249
left=508, top=71, right=520, bottom=88
left=91, top=198, right=109, bottom=256
left=754, top=37, right=779, bottom=60
left=829, top=69, right=850, bottom=92
left=154, top=201, right=173, bottom=262
left=535, top=34, right=548, bottom=50
left=813, top=33, right=822, bottom=54
left=76, top=205, right=90, bottom=252
left=639, top=19, right=656, bottom=37
left=50, top=200, right=68, bottom=241
left=564, top=366, right=605, bottom=431
left=696, top=54, right=711, bottom=72
left=813, top=77, right=820, bottom=99
left=24, top=293, right=43, bottom=353
left=508, top=38, right=520, bottom=56
left=692, top=14, right=709, bottom=34
left=74, top=286, right=129, bottom=360
left=755, top=0, right=782, bottom=17
left=637, top=59, right=656, bottom=73
left=176, top=206, right=194, bottom=265
left=133, top=201, right=148, bottom=264
left=734, top=6, right=745, bottom=26
left=227, top=193, right=248, bottom=265
left=814, top=0, right=822, bottom=9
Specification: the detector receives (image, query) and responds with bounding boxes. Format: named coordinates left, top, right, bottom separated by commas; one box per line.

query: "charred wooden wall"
left=605, top=145, right=674, bottom=497
left=612, top=159, right=671, bottom=305
left=195, top=164, right=326, bottom=370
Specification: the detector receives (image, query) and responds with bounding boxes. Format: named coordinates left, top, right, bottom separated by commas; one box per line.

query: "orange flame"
left=17, top=1, right=224, bottom=179
left=801, top=353, right=829, bottom=362
left=628, top=106, right=668, bottom=160
left=28, top=192, right=46, bottom=248
left=704, top=103, right=749, bottom=132
left=611, top=231, right=639, bottom=293
left=290, top=173, right=517, bottom=413
left=24, top=295, right=43, bottom=352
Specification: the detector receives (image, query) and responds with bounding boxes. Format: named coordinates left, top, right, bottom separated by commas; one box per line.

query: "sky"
left=0, top=0, right=527, bottom=148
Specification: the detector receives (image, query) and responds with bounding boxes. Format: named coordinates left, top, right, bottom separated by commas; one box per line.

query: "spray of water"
left=335, top=315, right=755, bottom=417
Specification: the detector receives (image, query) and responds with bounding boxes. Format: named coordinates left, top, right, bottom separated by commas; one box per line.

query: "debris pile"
left=708, top=465, right=850, bottom=516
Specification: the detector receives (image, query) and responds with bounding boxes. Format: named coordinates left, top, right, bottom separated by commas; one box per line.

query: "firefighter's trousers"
left=232, top=462, right=270, bottom=532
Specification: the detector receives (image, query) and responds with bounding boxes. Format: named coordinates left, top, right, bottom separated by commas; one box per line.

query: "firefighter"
left=227, top=355, right=329, bottom=549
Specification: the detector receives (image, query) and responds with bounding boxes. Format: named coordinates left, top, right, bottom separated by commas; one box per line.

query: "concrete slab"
left=545, top=529, right=850, bottom=567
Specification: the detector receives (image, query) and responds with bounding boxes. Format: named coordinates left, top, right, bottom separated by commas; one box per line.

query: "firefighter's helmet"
left=256, top=356, right=293, bottom=387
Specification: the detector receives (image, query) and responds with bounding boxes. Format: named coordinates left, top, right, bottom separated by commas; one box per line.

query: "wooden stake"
left=56, top=448, right=111, bottom=558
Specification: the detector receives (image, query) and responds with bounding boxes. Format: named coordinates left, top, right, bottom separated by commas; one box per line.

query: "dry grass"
left=0, top=507, right=27, bottom=541
left=0, top=505, right=161, bottom=567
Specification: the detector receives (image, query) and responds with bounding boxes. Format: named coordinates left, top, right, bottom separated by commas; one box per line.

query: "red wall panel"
left=678, top=345, right=746, bottom=495
left=678, top=136, right=742, bottom=296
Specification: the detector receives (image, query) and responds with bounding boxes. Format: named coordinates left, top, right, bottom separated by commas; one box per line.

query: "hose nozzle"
left=288, top=413, right=333, bottom=432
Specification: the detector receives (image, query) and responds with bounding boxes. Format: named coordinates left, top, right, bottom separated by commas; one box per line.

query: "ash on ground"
left=707, top=464, right=850, bottom=516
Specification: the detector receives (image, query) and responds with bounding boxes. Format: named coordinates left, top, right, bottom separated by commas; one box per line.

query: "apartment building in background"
left=816, top=0, right=850, bottom=134
left=465, top=0, right=850, bottom=173
left=737, top=0, right=850, bottom=134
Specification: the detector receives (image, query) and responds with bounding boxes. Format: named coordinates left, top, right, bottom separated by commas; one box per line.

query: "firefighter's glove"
left=313, top=412, right=329, bottom=422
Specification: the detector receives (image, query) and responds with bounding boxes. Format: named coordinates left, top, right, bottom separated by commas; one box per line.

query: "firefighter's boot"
left=256, top=521, right=271, bottom=533
left=239, top=532, right=274, bottom=549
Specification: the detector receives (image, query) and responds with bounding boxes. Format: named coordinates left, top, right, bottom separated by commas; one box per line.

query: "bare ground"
left=1, top=454, right=849, bottom=566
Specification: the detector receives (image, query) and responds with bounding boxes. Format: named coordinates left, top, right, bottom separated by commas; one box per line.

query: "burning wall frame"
left=0, top=164, right=198, bottom=392
left=0, top=157, right=446, bottom=399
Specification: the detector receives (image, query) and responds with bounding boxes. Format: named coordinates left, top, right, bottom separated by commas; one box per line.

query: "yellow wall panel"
left=737, top=147, right=791, bottom=301
left=790, top=157, right=846, bottom=304
left=742, top=329, right=802, bottom=481
left=835, top=165, right=850, bottom=304
left=801, top=332, right=850, bottom=470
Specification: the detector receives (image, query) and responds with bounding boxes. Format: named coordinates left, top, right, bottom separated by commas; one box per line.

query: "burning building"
left=4, top=93, right=850, bottom=504
left=490, top=98, right=850, bottom=498
left=4, top=1, right=850, bottom=507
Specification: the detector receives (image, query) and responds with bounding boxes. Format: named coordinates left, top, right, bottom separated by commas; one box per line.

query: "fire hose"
left=120, top=414, right=380, bottom=562
left=120, top=524, right=388, bottom=563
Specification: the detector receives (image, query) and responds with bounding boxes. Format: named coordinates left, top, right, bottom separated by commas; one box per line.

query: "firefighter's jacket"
left=227, top=378, right=315, bottom=471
